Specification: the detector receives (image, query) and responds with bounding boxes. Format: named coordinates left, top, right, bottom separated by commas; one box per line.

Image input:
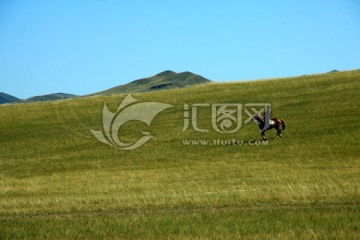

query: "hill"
left=0, top=92, right=19, bottom=104
left=90, top=70, right=211, bottom=96
left=0, top=70, right=359, bottom=239
left=24, top=93, right=78, bottom=102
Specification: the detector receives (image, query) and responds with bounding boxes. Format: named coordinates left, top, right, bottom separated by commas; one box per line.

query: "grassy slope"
left=0, top=70, right=360, bottom=239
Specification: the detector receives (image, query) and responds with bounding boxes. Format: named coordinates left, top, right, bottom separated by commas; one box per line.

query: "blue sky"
left=1, top=0, right=360, bottom=99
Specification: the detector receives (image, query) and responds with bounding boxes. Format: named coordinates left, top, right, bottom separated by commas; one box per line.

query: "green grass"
left=1, top=70, right=360, bottom=239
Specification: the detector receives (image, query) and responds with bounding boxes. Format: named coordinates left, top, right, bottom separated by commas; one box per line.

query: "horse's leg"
left=261, top=131, right=266, bottom=140
left=277, top=128, right=282, bottom=138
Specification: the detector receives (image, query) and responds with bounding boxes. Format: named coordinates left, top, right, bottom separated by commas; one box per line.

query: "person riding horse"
left=251, top=108, right=285, bottom=140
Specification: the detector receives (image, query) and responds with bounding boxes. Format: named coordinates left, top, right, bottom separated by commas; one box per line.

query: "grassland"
left=0, top=70, right=360, bottom=239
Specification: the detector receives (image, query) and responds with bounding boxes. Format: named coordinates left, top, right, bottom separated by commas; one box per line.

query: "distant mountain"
left=90, top=70, right=211, bottom=96
left=1, top=71, right=210, bottom=104
left=0, top=92, right=20, bottom=104
left=25, top=93, right=78, bottom=102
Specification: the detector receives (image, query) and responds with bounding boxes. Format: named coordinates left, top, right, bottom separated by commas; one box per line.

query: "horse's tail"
left=281, top=120, right=286, bottom=130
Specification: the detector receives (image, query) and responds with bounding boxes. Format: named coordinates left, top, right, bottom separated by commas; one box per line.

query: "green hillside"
left=0, top=70, right=360, bottom=239
left=90, top=70, right=211, bottom=96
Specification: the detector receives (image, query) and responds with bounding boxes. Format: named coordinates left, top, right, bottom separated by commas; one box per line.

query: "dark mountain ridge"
left=1, top=70, right=211, bottom=104
left=90, top=70, right=211, bottom=96
left=0, top=92, right=20, bottom=104
left=24, top=93, right=78, bottom=102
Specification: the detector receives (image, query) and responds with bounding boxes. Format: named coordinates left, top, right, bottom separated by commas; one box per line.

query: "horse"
left=251, top=113, right=285, bottom=140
